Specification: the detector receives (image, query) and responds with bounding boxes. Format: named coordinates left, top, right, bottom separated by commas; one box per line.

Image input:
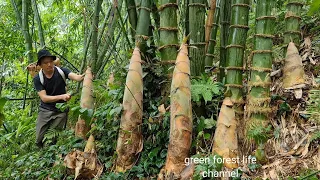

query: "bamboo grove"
left=8, top=0, right=317, bottom=178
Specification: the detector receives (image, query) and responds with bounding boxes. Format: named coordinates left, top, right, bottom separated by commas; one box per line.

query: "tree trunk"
left=189, top=0, right=206, bottom=76
left=219, top=0, right=231, bottom=82
left=90, top=0, right=103, bottom=74
left=225, top=0, right=250, bottom=142
left=31, top=0, right=45, bottom=48
left=159, top=39, right=192, bottom=179
left=115, top=47, right=143, bottom=172
left=205, top=0, right=220, bottom=68
left=245, top=0, right=275, bottom=152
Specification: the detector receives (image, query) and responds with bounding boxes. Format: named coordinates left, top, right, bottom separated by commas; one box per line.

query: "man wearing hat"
left=33, top=49, right=84, bottom=147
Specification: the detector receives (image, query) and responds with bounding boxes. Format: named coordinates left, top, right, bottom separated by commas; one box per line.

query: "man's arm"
left=68, top=72, right=85, bottom=82
left=38, top=90, right=71, bottom=103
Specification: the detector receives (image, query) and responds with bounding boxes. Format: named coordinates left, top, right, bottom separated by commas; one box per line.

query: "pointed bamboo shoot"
left=159, top=40, right=192, bottom=178
left=115, top=47, right=143, bottom=172
left=75, top=67, right=94, bottom=138
left=212, top=97, right=238, bottom=169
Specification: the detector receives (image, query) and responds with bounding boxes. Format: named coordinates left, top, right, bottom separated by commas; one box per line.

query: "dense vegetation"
left=0, top=0, right=320, bottom=179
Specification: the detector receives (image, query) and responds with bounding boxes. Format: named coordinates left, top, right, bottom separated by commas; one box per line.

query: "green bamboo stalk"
left=151, top=1, right=160, bottom=31
left=219, top=0, right=231, bottom=82
left=31, top=0, right=45, bottom=48
left=246, top=0, right=275, bottom=145
left=90, top=0, right=103, bottom=74
left=189, top=0, right=206, bottom=76
left=225, top=0, right=250, bottom=122
left=97, top=6, right=112, bottom=47
left=21, top=0, right=34, bottom=63
left=96, top=0, right=123, bottom=70
left=135, top=0, right=141, bottom=15
left=205, top=0, right=220, bottom=68
left=185, top=0, right=189, bottom=37
left=116, top=7, right=132, bottom=48
left=205, top=0, right=217, bottom=52
left=135, top=0, right=151, bottom=54
left=126, top=0, right=138, bottom=40
left=283, top=0, right=303, bottom=53
left=159, top=0, right=179, bottom=74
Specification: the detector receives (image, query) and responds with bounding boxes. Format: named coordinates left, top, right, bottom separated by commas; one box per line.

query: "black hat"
left=37, top=49, right=56, bottom=65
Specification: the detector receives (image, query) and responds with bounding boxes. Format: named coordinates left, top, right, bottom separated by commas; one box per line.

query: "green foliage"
left=191, top=76, right=224, bottom=104
left=192, top=154, right=224, bottom=180
left=246, top=125, right=272, bottom=145
left=311, top=130, right=320, bottom=142
left=308, top=0, right=320, bottom=16
left=304, top=90, right=320, bottom=124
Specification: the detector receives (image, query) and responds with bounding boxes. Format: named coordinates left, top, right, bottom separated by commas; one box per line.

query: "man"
left=33, top=49, right=84, bottom=147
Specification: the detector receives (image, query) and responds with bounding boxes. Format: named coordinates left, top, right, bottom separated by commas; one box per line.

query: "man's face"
left=39, top=57, right=54, bottom=72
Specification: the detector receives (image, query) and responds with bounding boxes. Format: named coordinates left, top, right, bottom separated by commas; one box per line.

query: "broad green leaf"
left=308, top=0, right=320, bottom=16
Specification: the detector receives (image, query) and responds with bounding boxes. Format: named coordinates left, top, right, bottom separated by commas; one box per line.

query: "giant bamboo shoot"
left=75, top=67, right=94, bottom=138
left=115, top=47, right=143, bottom=172
left=159, top=40, right=192, bottom=179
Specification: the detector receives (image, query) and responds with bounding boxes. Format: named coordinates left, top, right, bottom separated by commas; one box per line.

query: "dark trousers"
left=36, top=107, right=68, bottom=147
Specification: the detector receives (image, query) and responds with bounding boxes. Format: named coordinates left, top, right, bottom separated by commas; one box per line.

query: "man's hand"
left=68, top=72, right=85, bottom=82
left=60, top=93, right=71, bottom=101
left=38, top=90, right=71, bottom=103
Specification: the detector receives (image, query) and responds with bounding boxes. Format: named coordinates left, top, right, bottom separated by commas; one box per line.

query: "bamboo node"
left=254, top=34, right=275, bottom=39
left=226, top=44, right=245, bottom=49
left=158, top=27, right=179, bottom=32
left=231, top=3, right=250, bottom=8
left=287, top=2, right=304, bottom=7
left=225, top=66, right=244, bottom=71
left=209, top=39, right=217, bottom=43
left=189, top=43, right=206, bottom=46
left=137, top=7, right=152, bottom=12
left=249, top=67, right=272, bottom=72
left=248, top=81, right=272, bottom=88
left=284, top=30, right=301, bottom=35
left=246, top=106, right=273, bottom=114
left=256, top=16, right=277, bottom=20
left=285, top=13, right=302, bottom=20
left=158, top=3, right=178, bottom=11
left=230, top=24, right=249, bottom=30
left=206, top=53, right=215, bottom=57
left=135, top=35, right=149, bottom=40
left=188, top=3, right=206, bottom=8
left=251, top=50, right=273, bottom=54
left=220, top=21, right=230, bottom=25
left=158, top=44, right=179, bottom=51
left=225, top=84, right=243, bottom=88
left=247, top=97, right=271, bottom=106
